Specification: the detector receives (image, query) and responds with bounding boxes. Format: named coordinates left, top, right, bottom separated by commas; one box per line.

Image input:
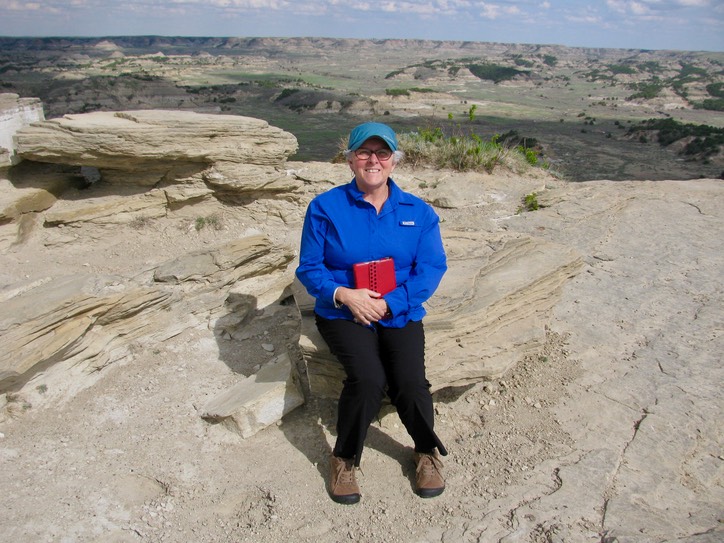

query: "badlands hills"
left=1, top=36, right=722, bottom=179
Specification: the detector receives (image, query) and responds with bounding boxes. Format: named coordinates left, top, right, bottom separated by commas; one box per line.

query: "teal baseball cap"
left=347, top=122, right=398, bottom=151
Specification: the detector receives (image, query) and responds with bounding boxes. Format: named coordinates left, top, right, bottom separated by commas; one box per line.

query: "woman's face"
left=348, top=137, right=396, bottom=194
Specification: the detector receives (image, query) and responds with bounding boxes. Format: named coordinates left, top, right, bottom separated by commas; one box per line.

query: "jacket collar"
left=347, top=177, right=413, bottom=207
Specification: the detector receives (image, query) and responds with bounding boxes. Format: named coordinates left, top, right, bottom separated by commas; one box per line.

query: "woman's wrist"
left=333, top=286, right=344, bottom=308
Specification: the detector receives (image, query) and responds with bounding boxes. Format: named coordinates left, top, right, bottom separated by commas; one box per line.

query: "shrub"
left=523, top=192, right=539, bottom=211
left=628, top=80, right=663, bottom=100
left=679, top=63, right=708, bottom=78
left=608, top=64, right=637, bottom=75
left=195, top=214, right=223, bottom=232
left=467, top=63, right=525, bottom=83
left=274, top=89, right=339, bottom=112
left=397, top=128, right=541, bottom=174
left=517, top=192, right=540, bottom=214
left=517, top=146, right=539, bottom=166
left=275, top=88, right=300, bottom=102
left=706, top=82, right=724, bottom=98
left=384, top=69, right=405, bottom=79
left=628, top=118, right=724, bottom=158
left=514, top=57, right=534, bottom=68
left=698, top=98, right=724, bottom=112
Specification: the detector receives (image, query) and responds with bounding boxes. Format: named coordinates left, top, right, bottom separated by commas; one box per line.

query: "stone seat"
left=292, top=230, right=584, bottom=399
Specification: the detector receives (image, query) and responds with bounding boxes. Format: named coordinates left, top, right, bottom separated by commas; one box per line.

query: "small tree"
left=468, top=104, right=477, bottom=122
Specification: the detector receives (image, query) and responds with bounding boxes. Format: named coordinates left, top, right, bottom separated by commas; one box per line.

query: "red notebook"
left=353, top=257, right=396, bottom=295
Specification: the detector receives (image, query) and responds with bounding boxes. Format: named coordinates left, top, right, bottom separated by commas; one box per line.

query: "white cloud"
left=629, top=2, right=651, bottom=15
left=607, top=0, right=713, bottom=14
left=606, top=0, right=628, bottom=13
left=672, top=0, right=710, bottom=6
left=355, top=1, right=468, bottom=16
left=565, top=14, right=603, bottom=24
left=6, top=1, right=43, bottom=10
left=478, top=2, right=521, bottom=20
left=202, top=0, right=291, bottom=8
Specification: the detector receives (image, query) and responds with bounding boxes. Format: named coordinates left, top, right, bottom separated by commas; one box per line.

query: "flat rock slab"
left=15, top=110, right=298, bottom=169
left=492, top=179, right=724, bottom=541
left=200, top=352, right=304, bottom=439
left=14, top=110, right=299, bottom=188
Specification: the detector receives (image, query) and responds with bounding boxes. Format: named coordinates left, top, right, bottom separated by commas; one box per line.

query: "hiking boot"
left=329, top=455, right=361, bottom=504
left=414, top=452, right=445, bottom=498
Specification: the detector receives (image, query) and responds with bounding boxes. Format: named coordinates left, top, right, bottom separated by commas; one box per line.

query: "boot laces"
left=417, top=453, right=443, bottom=477
left=336, top=459, right=360, bottom=485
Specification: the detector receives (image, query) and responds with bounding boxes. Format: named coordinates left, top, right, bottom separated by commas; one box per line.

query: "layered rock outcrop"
left=14, top=109, right=299, bottom=191
left=0, top=235, right=294, bottom=400
left=295, top=232, right=583, bottom=398
left=2, top=107, right=582, bottom=436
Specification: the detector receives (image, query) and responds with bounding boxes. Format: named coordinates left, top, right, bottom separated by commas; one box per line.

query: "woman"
left=296, top=122, right=448, bottom=504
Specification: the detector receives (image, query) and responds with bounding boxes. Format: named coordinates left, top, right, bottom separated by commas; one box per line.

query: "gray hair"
left=343, top=149, right=405, bottom=165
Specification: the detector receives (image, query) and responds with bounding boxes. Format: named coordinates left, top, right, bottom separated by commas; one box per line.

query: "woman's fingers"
left=345, top=289, right=387, bottom=324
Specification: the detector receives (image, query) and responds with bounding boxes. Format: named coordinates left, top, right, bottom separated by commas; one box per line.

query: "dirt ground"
left=1, top=318, right=577, bottom=543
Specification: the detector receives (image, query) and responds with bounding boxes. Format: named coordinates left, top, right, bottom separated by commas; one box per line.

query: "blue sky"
left=2, top=1, right=723, bottom=52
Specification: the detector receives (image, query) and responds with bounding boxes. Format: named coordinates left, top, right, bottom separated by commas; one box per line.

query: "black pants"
left=316, top=316, right=447, bottom=466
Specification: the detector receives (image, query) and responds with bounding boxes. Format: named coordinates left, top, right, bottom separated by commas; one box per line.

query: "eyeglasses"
left=354, top=148, right=393, bottom=161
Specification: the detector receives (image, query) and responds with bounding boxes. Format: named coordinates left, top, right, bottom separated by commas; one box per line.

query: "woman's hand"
left=335, top=287, right=389, bottom=326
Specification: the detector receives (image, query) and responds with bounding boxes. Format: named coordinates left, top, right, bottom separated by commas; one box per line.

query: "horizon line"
left=0, top=35, right=722, bottom=55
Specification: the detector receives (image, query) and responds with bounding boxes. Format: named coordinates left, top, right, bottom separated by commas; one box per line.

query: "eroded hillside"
left=1, top=36, right=723, bottom=179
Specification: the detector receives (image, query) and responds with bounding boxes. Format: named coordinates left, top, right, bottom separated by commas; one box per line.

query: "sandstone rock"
left=497, top=178, right=724, bottom=542
left=0, top=176, right=65, bottom=223
left=153, top=234, right=294, bottom=288
left=14, top=110, right=298, bottom=186
left=285, top=161, right=351, bottom=188
left=163, top=182, right=215, bottom=207
left=424, top=170, right=546, bottom=211
left=293, top=231, right=584, bottom=398
left=44, top=188, right=169, bottom=226
left=199, top=352, right=304, bottom=439
left=0, top=93, right=45, bottom=166
left=424, top=232, right=584, bottom=387
left=2, top=106, right=585, bottom=444
left=0, top=233, right=296, bottom=397
left=0, top=275, right=177, bottom=392
left=204, top=162, right=303, bottom=199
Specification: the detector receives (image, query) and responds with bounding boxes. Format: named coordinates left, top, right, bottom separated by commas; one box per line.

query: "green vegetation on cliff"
left=628, top=118, right=724, bottom=160
left=397, top=126, right=543, bottom=173
left=466, top=63, right=527, bottom=83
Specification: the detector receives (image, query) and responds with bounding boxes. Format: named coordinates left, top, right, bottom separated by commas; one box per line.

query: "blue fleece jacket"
left=295, top=178, right=447, bottom=327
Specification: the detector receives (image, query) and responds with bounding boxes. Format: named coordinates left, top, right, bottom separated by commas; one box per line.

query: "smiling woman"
left=295, top=121, right=449, bottom=504
left=346, top=145, right=397, bottom=211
